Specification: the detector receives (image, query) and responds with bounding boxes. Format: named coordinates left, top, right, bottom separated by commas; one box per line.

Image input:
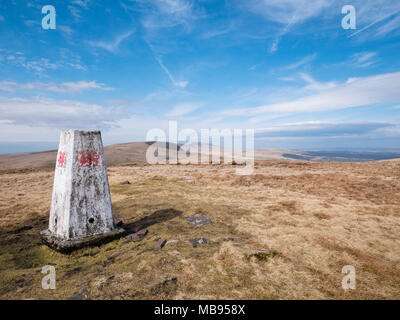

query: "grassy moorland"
left=0, top=160, right=399, bottom=299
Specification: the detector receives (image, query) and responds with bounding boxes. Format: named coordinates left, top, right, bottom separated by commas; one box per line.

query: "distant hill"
left=1, top=142, right=400, bottom=170
left=0, top=142, right=291, bottom=170
left=0, top=142, right=151, bottom=170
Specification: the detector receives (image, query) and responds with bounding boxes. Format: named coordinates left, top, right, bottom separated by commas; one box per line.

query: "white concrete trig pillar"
left=41, top=130, right=124, bottom=252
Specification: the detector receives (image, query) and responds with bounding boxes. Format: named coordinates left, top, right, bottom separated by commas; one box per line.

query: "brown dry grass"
left=0, top=160, right=399, bottom=299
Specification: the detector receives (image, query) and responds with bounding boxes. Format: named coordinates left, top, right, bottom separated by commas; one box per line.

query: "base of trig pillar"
left=40, top=228, right=126, bottom=253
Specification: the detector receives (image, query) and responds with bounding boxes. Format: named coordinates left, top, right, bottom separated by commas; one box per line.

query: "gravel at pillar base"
left=41, top=130, right=125, bottom=253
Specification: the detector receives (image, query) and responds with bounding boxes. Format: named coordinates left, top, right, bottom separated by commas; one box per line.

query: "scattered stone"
left=246, top=249, right=278, bottom=261
left=163, top=276, right=177, bottom=284
left=189, top=237, right=207, bottom=247
left=120, top=180, right=131, bottom=185
left=155, top=239, right=167, bottom=250
left=186, top=214, right=211, bottom=228
left=17, top=193, right=24, bottom=196
left=186, top=179, right=195, bottom=184
left=67, top=289, right=89, bottom=300
left=126, top=228, right=148, bottom=242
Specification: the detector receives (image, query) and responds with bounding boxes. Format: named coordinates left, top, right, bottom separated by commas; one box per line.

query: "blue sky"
left=1, top=0, right=400, bottom=152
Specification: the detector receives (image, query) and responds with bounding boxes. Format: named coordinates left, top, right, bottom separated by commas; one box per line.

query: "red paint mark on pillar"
left=57, top=151, right=67, bottom=168
left=76, top=151, right=101, bottom=168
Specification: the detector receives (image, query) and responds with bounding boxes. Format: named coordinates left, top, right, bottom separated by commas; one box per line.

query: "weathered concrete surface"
left=41, top=130, right=124, bottom=252
left=40, top=228, right=125, bottom=253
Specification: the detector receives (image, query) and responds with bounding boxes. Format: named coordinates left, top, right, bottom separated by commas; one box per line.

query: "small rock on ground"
left=126, top=228, right=148, bottom=242
left=189, top=237, right=207, bottom=247
left=186, top=214, right=211, bottom=228
left=155, top=239, right=167, bottom=250
left=67, top=289, right=89, bottom=300
left=120, top=180, right=131, bottom=185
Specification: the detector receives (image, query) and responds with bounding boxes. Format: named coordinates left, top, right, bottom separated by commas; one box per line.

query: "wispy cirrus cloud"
left=201, top=22, right=235, bottom=39
left=72, top=0, right=91, bottom=9
left=68, top=0, right=92, bottom=20
left=285, top=53, right=318, bottom=70
left=299, top=73, right=337, bottom=91
left=166, top=103, right=200, bottom=117
left=245, top=0, right=330, bottom=25
left=155, top=56, right=188, bottom=88
left=58, top=25, right=74, bottom=37
left=1, top=49, right=87, bottom=73
left=241, top=0, right=400, bottom=51
left=256, top=121, right=395, bottom=138
left=351, top=52, right=378, bottom=68
left=330, top=52, right=379, bottom=70
left=243, top=0, right=330, bottom=52
left=220, top=71, right=400, bottom=117
left=348, top=6, right=400, bottom=39
left=0, top=81, right=114, bottom=93
left=88, top=30, right=134, bottom=53
left=124, top=0, right=201, bottom=31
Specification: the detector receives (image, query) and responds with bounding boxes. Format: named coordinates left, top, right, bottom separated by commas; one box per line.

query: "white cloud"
left=68, top=5, right=82, bottom=19
left=166, top=103, right=200, bottom=117
left=256, top=121, right=395, bottom=138
left=144, top=0, right=197, bottom=30
left=0, top=120, right=14, bottom=124
left=2, top=49, right=87, bottom=73
left=246, top=0, right=330, bottom=25
left=244, top=0, right=400, bottom=47
left=299, top=73, right=337, bottom=91
left=0, top=81, right=114, bottom=93
left=0, top=81, right=17, bottom=93
left=201, top=23, right=234, bottom=39
left=285, top=53, right=317, bottom=70
left=351, top=52, right=377, bottom=68
left=88, top=31, right=134, bottom=53
left=220, top=71, right=400, bottom=116
left=155, top=57, right=188, bottom=88
left=123, top=0, right=203, bottom=33
left=375, top=14, right=400, bottom=37
left=349, top=5, right=400, bottom=39
left=0, top=96, right=123, bottom=129
left=72, top=0, right=91, bottom=8
left=58, top=25, right=74, bottom=37
left=331, top=52, right=379, bottom=70
left=68, top=0, right=92, bottom=20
